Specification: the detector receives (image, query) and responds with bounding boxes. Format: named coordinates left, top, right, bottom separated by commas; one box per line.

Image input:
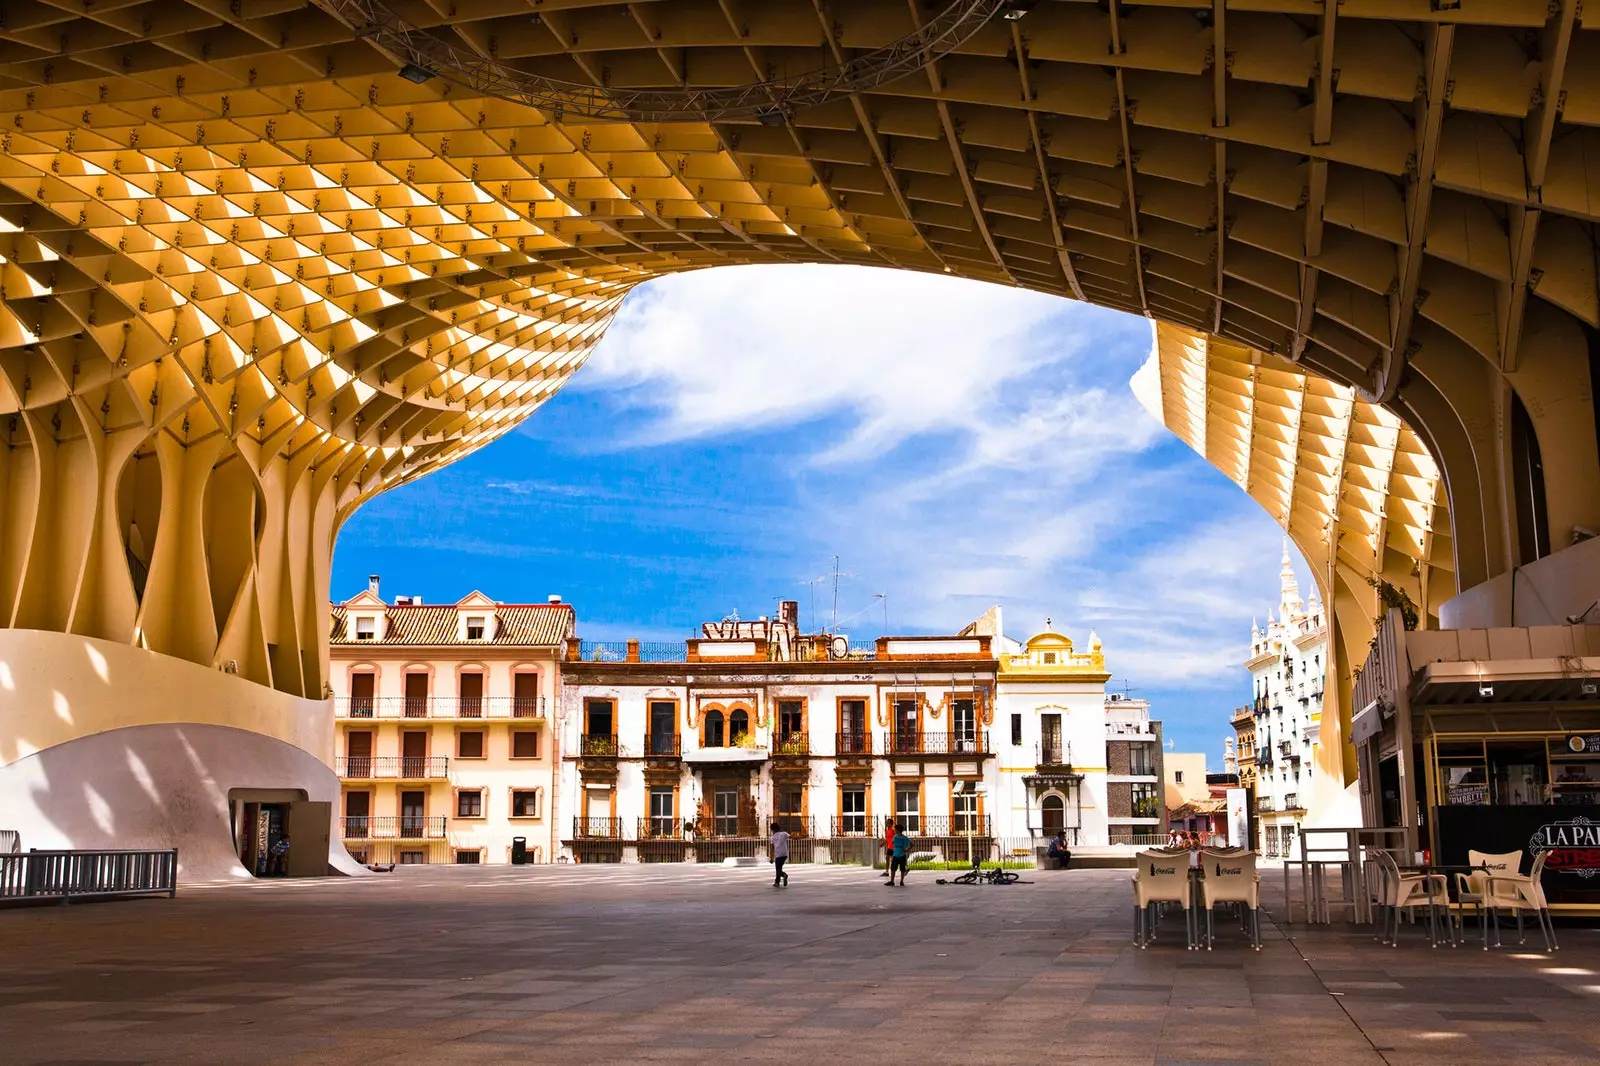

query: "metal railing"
left=643, top=733, right=681, bottom=757
left=1, top=849, right=178, bottom=903
left=572, top=817, right=626, bottom=839
left=771, top=815, right=816, bottom=837
left=636, top=818, right=690, bottom=841
left=830, top=816, right=874, bottom=837
left=335, top=756, right=450, bottom=779
left=579, top=734, right=619, bottom=757
left=1037, top=741, right=1071, bottom=767
left=577, top=640, right=689, bottom=662
left=772, top=732, right=810, bottom=758
left=335, top=696, right=545, bottom=719
left=340, top=816, right=448, bottom=839
left=882, top=731, right=990, bottom=756
left=0, top=830, right=18, bottom=854
left=835, top=731, right=872, bottom=756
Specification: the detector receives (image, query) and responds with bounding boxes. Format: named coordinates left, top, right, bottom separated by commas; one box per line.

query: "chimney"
left=394, top=596, right=411, bottom=606
left=412, top=596, right=422, bottom=606
left=368, top=574, right=380, bottom=598
left=548, top=594, right=563, bottom=604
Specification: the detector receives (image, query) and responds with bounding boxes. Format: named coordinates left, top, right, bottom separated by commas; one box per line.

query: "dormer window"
left=466, top=616, right=486, bottom=641
left=355, top=616, right=375, bottom=641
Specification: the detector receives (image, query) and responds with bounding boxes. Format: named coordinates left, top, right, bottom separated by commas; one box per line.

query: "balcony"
left=882, top=731, right=991, bottom=756
left=636, top=818, right=689, bottom=840
left=829, top=815, right=874, bottom=837
left=1283, top=795, right=1305, bottom=812
left=772, top=732, right=810, bottom=759
left=895, top=815, right=993, bottom=837
left=1131, top=798, right=1160, bottom=819
left=576, top=640, right=689, bottom=663
left=334, top=696, right=545, bottom=720
left=835, top=731, right=873, bottom=756
left=572, top=817, right=626, bottom=839
left=579, top=733, right=619, bottom=758
left=1258, top=798, right=1275, bottom=813
left=335, top=756, right=450, bottom=780
left=340, top=816, right=447, bottom=839
left=1037, top=741, right=1071, bottom=770
left=1279, top=741, right=1293, bottom=757
left=643, top=733, right=681, bottom=758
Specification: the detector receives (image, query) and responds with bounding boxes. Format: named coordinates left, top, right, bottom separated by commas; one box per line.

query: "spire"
left=1279, top=538, right=1303, bottom=617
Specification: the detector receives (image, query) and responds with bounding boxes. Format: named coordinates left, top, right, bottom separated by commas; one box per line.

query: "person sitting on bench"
left=1046, top=831, right=1072, bottom=870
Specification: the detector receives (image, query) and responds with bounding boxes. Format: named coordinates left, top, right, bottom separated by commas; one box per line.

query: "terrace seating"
left=1488, top=850, right=1559, bottom=953
left=1373, top=850, right=1454, bottom=948
left=1453, top=849, right=1521, bottom=949
left=1197, top=849, right=1261, bottom=951
left=1132, top=849, right=1194, bottom=949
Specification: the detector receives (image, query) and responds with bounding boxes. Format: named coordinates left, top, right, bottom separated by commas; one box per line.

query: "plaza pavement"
left=1, top=863, right=1596, bottom=1065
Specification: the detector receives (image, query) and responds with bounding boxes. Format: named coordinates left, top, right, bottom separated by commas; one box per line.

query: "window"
left=894, top=781, right=920, bottom=834
left=713, top=787, right=740, bottom=837
left=1041, top=713, right=1063, bottom=764
left=649, top=786, right=675, bottom=836
left=1173, top=770, right=1183, bottom=784
left=839, top=700, right=867, bottom=753
left=951, top=785, right=978, bottom=834
left=704, top=709, right=725, bottom=748
left=648, top=701, right=677, bottom=755
left=457, top=790, right=484, bottom=818
left=777, top=786, right=804, bottom=833
left=457, top=731, right=485, bottom=759
left=1130, top=745, right=1155, bottom=776
left=455, top=850, right=481, bottom=864
left=1010, top=713, right=1022, bottom=747
left=1043, top=652, right=1057, bottom=664
left=466, top=616, right=486, bottom=640
left=729, top=708, right=750, bottom=745
left=399, top=851, right=426, bottom=864
left=840, top=785, right=866, bottom=834
left=894, top=698, right=918, bottom=753
left=778, top=699, right=804, bottom=740
left=355, top=616, right=375, bottom=640
left=952, top=699, right=976, bottom=749
left=512, top=731, right=539, bottom=759
left=512, top=789, right=541, bottom=818
left=1131, top=783, right=1158, bottom=819
left=1041, top=794, right=1065, bottom=836
left=584, top=699, right=614, bottom=739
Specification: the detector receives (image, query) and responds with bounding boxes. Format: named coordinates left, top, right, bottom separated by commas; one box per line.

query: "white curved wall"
left=0, top=629, right=360, bottom=881
left=0, top=722, right=366, bottom=881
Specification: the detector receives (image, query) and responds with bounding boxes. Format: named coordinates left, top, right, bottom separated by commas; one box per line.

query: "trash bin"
left=511, top=837, right=527, bottom=865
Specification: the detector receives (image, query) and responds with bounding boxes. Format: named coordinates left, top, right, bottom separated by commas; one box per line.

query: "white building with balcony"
left=1244, top=545, right=1328, bottom=857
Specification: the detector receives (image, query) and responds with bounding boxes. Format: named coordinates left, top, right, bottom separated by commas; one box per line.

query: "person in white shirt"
left=770, top=822, right=790, bottom=888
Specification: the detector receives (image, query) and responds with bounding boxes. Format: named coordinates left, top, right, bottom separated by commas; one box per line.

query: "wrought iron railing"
left=0, top=849, right=178, bottom=903
left=882, top=731, right=990, bottom=756
left=334, top=696, right=546, bottom=719
left=339, top=816, right=448, bottom=839
left=572, top=817, right=626, bottom=839
left=835, top=731, right=872, bottom=756
left=1037, top=741, right=1071, bottom=767
left=335, top=756, right=450, bottom=779
left=772, top=732, right=810, bottom=758
left=643, top=733, right=681, bottom=757
left=577, top=640, right=689, bottom=662
left=579, top=734, right=619, bottom=757
left=830, top=815, right=874, bottom=837
left=635, top=818, right=689, bottom=841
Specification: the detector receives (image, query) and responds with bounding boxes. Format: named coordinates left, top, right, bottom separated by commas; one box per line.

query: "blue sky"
left=333, top=264, right=1312, bottom=765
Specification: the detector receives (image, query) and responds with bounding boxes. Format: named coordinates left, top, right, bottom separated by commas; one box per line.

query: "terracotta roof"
left=1171, top=798, right=1229, bottom=819
left=330, top=604, right=573, bottom=647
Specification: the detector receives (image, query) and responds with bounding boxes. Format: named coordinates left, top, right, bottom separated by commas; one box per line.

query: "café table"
left=1394, top=862, right=1491, bottom=948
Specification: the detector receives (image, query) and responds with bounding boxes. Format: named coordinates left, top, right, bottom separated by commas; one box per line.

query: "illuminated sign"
left=1528, top=815, right=1600, bottom=878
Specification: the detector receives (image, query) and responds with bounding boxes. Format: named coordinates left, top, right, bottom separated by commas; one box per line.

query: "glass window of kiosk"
left=1437, top=741, right=1489, bottom=805
left=1487, top=740, right=1547, bottom=805
left=1548, top=737, right=1600, bottom=805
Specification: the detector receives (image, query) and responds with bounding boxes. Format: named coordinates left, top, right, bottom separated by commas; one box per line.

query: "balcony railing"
left=340, top=816, right=448, bottom=839
left=1038, top=741, right=1071, bottom=768
left=335, top=696, right=546, bottom=720
left=335, top=756, right=450, bottom=780
left=1131, top=799, right=1160, bottom=819
left=579, top=734, right=619, bottom=757
left=829, top=815, right=874, bottom=837
left=773, top=732, right=810, bottom=758
left=900, top=815, right=993, bottom=837
left=636, top=818, right=690, bottom=840
left=572, top=817, right=626, bottom=839
left=1283, top=795, right=1304, bottom=811
left=835, top=731, right=872, bottom=756
left=643, top=733, right=681, bottom=757
left=578, top=640, right=689, bottom=662
left=1258, top=798, right=1276, bottom=813
left=882, top=731, right=990, bottom=756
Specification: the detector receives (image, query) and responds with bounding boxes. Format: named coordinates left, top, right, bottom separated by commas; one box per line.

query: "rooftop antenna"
left=828, top=556, right=855, bottom=634
left=801, top=574, right=827, bottom=633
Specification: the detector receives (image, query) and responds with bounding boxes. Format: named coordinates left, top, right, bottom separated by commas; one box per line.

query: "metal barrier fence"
left=0, top=830, right=19, bottom=854
left=0, top=849, right=178, bottom=904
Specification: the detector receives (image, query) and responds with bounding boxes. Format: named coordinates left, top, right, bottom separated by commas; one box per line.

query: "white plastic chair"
left=1453, top=849, right=1520, bottom=950
left=1488, top=850, right=1558, bottom=952
left=1374, top=850, right=1454, bottom=947
left=1198, top=849, right=1260, bottom=950
left=1132, top=849, right=1195, bottom=949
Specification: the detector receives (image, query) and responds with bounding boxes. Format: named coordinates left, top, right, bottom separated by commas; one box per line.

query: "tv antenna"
left=829, top=556, right=856, bottom=634
left=801, top=574, right=828, bottom=633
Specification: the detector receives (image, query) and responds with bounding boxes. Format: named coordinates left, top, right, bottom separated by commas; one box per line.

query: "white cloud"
left=572, top=263, right=1305, bottom=689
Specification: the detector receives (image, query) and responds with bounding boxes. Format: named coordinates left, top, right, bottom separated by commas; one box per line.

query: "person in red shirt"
left=882, top=820, right=896, bottom=877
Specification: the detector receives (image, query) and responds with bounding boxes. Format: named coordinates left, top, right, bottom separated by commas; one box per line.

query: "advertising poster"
left=1226, top=788, right=1249, bottom=848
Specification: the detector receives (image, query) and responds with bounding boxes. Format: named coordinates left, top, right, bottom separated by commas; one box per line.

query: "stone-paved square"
left=2, top=865, right=1598, bottom=1064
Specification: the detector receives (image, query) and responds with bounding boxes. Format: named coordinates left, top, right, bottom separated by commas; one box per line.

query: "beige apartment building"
left=329, top=578, right=572, bottom=865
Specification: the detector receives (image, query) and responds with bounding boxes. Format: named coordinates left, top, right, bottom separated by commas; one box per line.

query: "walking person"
left=885, top=823, right=911, bottom=887
left=770, top=821, right=790, bottom=888
left=269, top=833, right=291, bottom=877
left=882, top=819, right=896, bottom=877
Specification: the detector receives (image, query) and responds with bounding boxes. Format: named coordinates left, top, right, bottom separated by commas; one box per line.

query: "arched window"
left=1041, top=794, right=1065, bottom=836
left=729, top=708, right=750, bottom=745
left=704, top=710, right=725, bottom=748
